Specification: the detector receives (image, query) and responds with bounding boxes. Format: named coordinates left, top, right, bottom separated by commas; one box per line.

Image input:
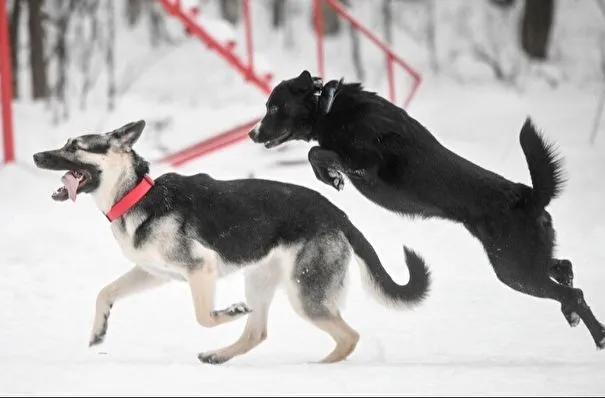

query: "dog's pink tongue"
left=61, top=173, right=79, bottom=202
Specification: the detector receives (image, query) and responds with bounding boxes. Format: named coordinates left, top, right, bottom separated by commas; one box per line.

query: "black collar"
left=314, top=79, right=341, bottom=117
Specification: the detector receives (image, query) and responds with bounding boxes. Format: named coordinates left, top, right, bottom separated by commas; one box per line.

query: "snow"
left=1, top=1, right=605, bottom=396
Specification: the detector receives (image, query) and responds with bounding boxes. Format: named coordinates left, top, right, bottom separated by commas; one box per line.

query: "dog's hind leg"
left=547, top=258, right=579, bottom=326
left=543, top=279, right=605, bottom=348
left=286, top=233, right=360, bottom=363
left=497, top=269, right=605, bottom=349
left=187, top=257, right=252, bottom=329
left=89, top=266, right=168, bottom=347
left=198, top=261, right=282, bottom=365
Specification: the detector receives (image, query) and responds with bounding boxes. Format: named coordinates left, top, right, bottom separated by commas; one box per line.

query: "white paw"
left=225, top=302, right=252, bottom=316
left=328, top=169, right=344, bottom=191
left=569, top=312, right=580, bottom=327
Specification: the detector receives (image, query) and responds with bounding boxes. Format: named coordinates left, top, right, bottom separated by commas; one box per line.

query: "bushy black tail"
left=519, top=117, right=566, bottom=213
left=345, top=222, right=431, bottom=309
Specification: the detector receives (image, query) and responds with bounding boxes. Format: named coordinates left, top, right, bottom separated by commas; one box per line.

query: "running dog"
left=32, top=120, right=431, bottom=364
left=249, top=70, right=605, bottom=350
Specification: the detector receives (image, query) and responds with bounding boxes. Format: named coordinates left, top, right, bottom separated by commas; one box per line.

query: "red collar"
left=105, top=175, right=155, bottom=222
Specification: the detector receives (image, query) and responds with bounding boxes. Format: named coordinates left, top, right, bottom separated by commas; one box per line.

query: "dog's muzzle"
left=248, top=121, right=261, bottom=142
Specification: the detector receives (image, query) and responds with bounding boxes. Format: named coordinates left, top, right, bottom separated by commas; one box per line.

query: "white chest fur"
left=110, top=213, right=187, bottom=281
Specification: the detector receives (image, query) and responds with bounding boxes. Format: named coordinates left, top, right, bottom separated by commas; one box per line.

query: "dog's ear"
left=109, top=120, right=146, bottom=150
left=290, top=70, right=314, bottom=95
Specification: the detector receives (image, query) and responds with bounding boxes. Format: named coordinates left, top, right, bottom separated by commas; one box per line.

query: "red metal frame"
left=156, top=118, right=260, bottom=167
left=314, top=0, right=422, bottom=108
left=157, top=0, right=422, bottom=167
left=0, top=0, right=15, bottom=164
left=157, top=0, right=272, bottom=96
left=156, top=0, right=270, bottom=167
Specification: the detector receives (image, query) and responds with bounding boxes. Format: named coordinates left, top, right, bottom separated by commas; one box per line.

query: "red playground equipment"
left=0, top=0, right=15, bottom=165
left=0, top=0, right=421, bottom=166
left=154, top=0, right=422, bottom=167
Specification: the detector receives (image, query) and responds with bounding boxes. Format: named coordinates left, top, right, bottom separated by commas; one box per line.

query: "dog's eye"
left=268, top=105, right=279, bottom=115
left=66, top=141, right=79, bottom=152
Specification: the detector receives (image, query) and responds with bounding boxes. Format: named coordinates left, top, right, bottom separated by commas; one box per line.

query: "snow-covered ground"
left=1, top=1, right=605, bottom=396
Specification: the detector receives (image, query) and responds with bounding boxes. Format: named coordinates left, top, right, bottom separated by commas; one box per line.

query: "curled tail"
left=519, top=117, right=566, bottom=213
left=345, top=223, right=430, bottom=309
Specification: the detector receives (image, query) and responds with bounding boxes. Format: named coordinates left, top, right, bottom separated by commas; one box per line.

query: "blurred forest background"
left=6, top=0, right=605, bottom=124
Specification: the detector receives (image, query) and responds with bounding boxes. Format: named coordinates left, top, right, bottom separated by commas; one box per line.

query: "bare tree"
left=107, top=0, right=116, bottom=111
left=349, top=23, right=364, bottom=80
left=51, top=0, right=78, bottom=121
left=313, top=0, right=340, bottom=36
left=9, top=0, right=22, bottom=98
left=426, top=0, right=438, bottom=73
left=76, top=0, right=100, bottom=110
left=220, top=0, right=240, bottom=25
left=27, top=0, right=48, bottom=99
left=126, top=0, right=143, bottom=27
left=147, top=2, right=173, bottom=47
left=382, top=0, right=393, bottom=45
left=520, top=0, right=554, bottom=60
left=272, top=0, right=286, bottom=29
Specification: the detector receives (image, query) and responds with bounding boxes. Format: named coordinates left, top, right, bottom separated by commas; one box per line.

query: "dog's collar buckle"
left=105, top=175, right=154, bottom=222
left=314, top=80, right=340, bottom=117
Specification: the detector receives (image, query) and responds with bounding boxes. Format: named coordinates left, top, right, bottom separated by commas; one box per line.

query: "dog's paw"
left=566, top=312, right=580, bottom=328
left=328, top=169, right=344, bottom=191
left=596, top=325, right=605, bottom=350
left=198, top=352, right=229, bottom=365
left=89, top=333, right=106, bottom=347
left=220, top=302, right=253, bottom=317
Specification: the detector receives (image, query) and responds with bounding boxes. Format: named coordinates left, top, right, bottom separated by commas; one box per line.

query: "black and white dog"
left=249, top=70, right=605, bottom=350
left=32, top=120, right=431, bottom=364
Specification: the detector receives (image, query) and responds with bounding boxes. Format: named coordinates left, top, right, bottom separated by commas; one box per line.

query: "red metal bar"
left=314, top=0, right=325, bottom=79
left=386, top=54, right=395, bottom=104
left=157, top=0, right=271, bottom=95
left=322, top=0, right=421, bottom=108
left=0, top=0, right=14, bottom=164
left=157, top=118, right=261, bottom=167
left=325, top=0, right=420, bottom=82
left=242, top=0, right=254, bottom=76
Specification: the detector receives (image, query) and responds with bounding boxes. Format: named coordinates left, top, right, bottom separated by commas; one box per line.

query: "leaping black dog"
left=249, top=70, right=605, bottom=350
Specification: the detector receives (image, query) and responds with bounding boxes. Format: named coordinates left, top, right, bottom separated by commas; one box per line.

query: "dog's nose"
left=33, top=153, right=42, bottom=165
left=248, top=128, right=258, bottom=142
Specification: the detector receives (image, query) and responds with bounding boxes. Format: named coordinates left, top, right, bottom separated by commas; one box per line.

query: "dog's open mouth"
left=52, top=170, right=90, bottom=202
left=264, top=131, right=292, bottom=149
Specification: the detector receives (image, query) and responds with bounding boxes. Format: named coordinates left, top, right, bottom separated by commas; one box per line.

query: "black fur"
left=130, top=171, right=429, bottom=306
left=250, top=70, right=605, bottom=350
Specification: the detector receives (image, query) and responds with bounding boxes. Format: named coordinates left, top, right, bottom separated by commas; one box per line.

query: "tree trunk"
left=107, top=0, right=116, bottom=111
left=126, top=0, right=143, bottom=27
left=426, top=0, right=438, bottom=73
left=321, top=1, right=340, bottom=36
left=349, top=23, right=364, bottom=81
left=27, top=0, right=48, bottom=99
left=220, top=0, right=240, bottom=25
left=382, top=0, right=392, bottom=45
left=272, top=0, right=286, bottom=29
left=9, top=0, right=22, bottom=99
left=520, top=0, right=554, bottom=60
left=312, top=0, right=340, bottom=36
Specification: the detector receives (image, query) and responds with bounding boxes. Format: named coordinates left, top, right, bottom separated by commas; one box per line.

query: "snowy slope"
left=1, top=81, right=604, bottom=396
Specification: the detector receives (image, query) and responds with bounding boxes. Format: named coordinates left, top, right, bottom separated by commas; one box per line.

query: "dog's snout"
left=248, top=121, right=262, bottom=142
left=33, top=152, right=43, bottom=165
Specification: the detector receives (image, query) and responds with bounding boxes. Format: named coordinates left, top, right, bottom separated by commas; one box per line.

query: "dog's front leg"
left=187, top=260, right=252, bottom=328
left=89, top=266, right=167, bottom=347
left=308, top=147, right=351, bottom=191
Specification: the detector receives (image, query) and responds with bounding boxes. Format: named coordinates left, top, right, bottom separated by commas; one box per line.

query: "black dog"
left=249, top=70, right=605, bottom=350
